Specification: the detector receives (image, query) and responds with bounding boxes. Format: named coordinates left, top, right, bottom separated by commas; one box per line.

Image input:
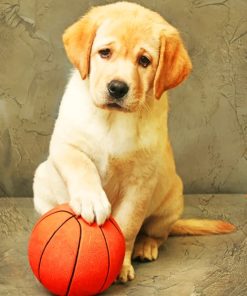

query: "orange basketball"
left=28, top=204, right=125, bottom=296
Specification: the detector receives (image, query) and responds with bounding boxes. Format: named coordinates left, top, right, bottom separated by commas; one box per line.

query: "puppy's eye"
left=98, top=48, right=111, bottom=58
left=138, top=55, right=151, bottom=68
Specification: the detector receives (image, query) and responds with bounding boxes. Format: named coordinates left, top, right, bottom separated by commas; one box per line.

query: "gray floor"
left=0, top=195, right=246, bottom=296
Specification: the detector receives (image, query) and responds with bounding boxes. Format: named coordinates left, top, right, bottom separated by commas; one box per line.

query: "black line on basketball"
left=109, top=218, right=123, bottom=237
left=97, top=227, right=110, bottom=293
left=33, top=210, right=74, bottom=232
left=65, top=217, right=82, bottom=296
left=38, top=215, right=76, bottom=281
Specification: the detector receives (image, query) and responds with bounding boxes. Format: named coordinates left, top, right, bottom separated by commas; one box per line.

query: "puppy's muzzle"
left=107, top=80, right=129, bottom=100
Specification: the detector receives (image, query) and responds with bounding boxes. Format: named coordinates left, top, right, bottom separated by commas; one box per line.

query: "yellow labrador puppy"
left=33, top=2, right=235, bottom=282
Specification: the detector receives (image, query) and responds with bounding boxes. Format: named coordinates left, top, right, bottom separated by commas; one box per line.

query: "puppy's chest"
left=87, top=114, right=159, bottom=178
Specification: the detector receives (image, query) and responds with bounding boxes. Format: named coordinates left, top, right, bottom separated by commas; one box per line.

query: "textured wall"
left=0, top=0, right=246, bottom=196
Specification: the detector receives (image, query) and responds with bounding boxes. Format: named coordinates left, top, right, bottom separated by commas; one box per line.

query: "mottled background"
left=0, top=0, right=246, bottom=197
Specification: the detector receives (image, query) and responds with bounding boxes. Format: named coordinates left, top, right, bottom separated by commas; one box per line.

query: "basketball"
left=28, top=204, right=125, bottom=295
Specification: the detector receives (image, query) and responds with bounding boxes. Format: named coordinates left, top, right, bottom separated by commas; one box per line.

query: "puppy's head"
left=63, top=2, right=192, bottom=112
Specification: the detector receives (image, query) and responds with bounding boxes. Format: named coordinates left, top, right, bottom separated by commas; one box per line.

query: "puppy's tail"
left=170, top=219, right=236, bottom=236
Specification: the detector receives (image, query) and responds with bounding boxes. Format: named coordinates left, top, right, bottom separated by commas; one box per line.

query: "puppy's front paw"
left=118, top=264, right=135, bottom=283
left=69, top=188, right=111, bottom=225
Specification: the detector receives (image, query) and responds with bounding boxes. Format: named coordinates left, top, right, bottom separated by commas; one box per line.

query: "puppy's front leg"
left=50, top=143, right=111, bottom=225
left=113, top=176, right=157, bottom=283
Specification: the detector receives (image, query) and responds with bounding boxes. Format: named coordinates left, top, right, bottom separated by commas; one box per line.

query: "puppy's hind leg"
left=33, top=159, right=69, bottom=215
left=133, top=176, right=184, bottom=262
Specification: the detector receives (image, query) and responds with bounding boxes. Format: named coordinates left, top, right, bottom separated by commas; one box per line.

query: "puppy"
left=33, top=2, right=235, bottom=283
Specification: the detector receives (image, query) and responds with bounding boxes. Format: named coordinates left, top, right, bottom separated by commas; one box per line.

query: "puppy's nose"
left=107, top=80, right=129, bottom=99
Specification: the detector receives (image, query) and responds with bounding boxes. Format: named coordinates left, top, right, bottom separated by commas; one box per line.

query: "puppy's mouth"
left=101, top=102, right=131, bottom=112
left=106, top=103, right=123, bottom=110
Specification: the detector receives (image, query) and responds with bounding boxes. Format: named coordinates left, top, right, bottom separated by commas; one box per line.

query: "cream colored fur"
left=33, top=2, right=234, bottom=283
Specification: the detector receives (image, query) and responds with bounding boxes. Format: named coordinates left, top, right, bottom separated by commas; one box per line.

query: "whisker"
left=143, top=101, right=151, bottom=113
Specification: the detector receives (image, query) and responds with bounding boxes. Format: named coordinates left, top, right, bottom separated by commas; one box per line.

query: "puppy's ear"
left=63, top=10, right=99, bottom=79
left=154, top=32, right=192, bottom=99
